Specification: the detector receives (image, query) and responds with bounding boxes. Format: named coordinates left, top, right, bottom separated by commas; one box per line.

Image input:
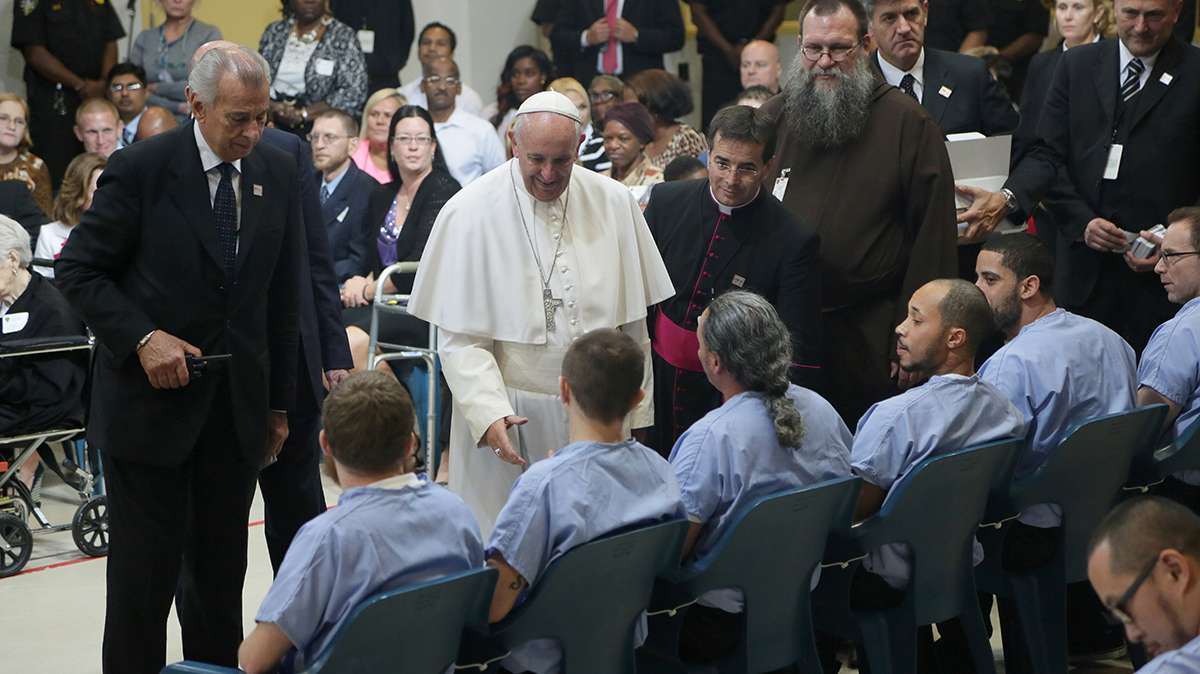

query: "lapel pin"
left=252, top=184, right=263, bottom=197
left=732, top=275, right=746, bottom=288
left=939, top=86, right=953, bottom=98
left=1160, top=73, right=1173, bottom=86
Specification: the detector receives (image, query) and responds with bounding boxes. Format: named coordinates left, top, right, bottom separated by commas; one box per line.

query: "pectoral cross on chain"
left=543, top=287, right=564, bottom=332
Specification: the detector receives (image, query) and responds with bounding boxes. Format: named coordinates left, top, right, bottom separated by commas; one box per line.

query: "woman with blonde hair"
left=0, top=94, right=52, bottom=215
left=33, top=153, right=106, bottom=278
left=351, top=87, right=406, bottom=183
left=548, top=77, right=602, bottom=169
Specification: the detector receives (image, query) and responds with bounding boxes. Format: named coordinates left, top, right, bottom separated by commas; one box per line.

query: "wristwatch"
left=999, top=188, right=1019, bottom=215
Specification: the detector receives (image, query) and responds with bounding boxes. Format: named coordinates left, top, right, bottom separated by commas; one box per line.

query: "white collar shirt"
left=877, top=48, right=926, bottom=102
left=193, top=122, right=242, bottom=230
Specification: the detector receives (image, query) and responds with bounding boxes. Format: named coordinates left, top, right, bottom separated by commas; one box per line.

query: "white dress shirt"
left=1118, top=39, right=1159, bottom=94
left=877, top=48, right=926, bottom=102
left=435, top=107, right=507, bottom=186
left=193, top=122, right=242, bottom=231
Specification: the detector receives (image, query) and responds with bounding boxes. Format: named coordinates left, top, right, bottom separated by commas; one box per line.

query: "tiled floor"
left=0, top=472, right=1134, bottom=674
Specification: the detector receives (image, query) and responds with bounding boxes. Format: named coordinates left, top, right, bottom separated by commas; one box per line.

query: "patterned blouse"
left=647, top=124, right=709, bottom=169
left=0, top=151, right=52, bottom=215
left=258, top=16, right=368, bottom=116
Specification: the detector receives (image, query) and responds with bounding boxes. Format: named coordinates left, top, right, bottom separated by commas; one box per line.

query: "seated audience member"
left=352, top=88, right=405, bottom=182
left=976, top=234, right=1136, bottom=530
left=483, top=46, right=555, bottom=155
left=1138, top=209, right=1200, bottom=508
left=133, top=106, right=179, bottom=141
left=740, top=39, right=783, bottom=94
left=238, top=371, right=484, bottom=674
left=0, top=215, right=86, bottom=490
left=309, top=109, right=377, bottom=283
left=259, top=0, right=368, bottom=134
left=341, top=106, right=461, bottom=370
left=548, top=77, right=595, bottom=165
left=626, top=69, right=709, bottom=167
left=107, top=63, right=149, bottom=148
left=130, top=0, right=223, bottom=120
left=668, top=291, right=852, bottom=663
left=662, top=155, right=706, bottom=182
left=581, top=75, right=624, bottom=172
left=0, top=179, right=49, bottom=241
left=399, top=22, right=485, bottom=117
left=486, top=328, right=685, bottom=674
left=33, top=153, right=105, bottom=278
left=1087, top=496, right=1200, bottom=670
left=73, top=99, right=121, bottom=159
left=601, top=102, right=663, bottom=193
left=0, top=94, right=52, bottom=214
left=734, top=85, right=775, bottom=108
left=852, top=279, right=1026, bottom=588
left=425, top=57, right=506, bottom=187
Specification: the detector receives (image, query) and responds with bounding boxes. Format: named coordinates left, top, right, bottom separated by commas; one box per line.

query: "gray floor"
left=0, top=471, right=1133, bottom=674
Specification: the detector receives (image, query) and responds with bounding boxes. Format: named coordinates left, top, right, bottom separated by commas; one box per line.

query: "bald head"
left=741, top=40, right=782, bottom=91
left=135, top=106, right=179, bottom=141
left=508, top=111, right=583, bottom=202
left=191, top=39, right=240, bottom=69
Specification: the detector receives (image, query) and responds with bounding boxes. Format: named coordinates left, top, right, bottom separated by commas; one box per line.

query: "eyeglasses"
left=109, top=82, right=145, bottom=93
left=1160, top=251, right=1200, bottom=267
left=589, top=91, right=617, bottom=103
left=710, top=157, right=760, bottom=178
left=393, top=135, right=433, bottom=146
left=1108, top=553, right=1160, bottom=626
left=423, top=76, right=461, bottom=87
left=800, top=41, right=861, bottom=62
left=306, top=132, right=349, bottom=145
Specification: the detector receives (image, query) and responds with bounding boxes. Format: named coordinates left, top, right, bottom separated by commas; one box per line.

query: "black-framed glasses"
left=800, top=41, right=861, bottom=62
left=109, top=82, right=145, bottom=93
left=1160, top=251, right=1200, bottom=267
left=422, top=75, right=461, bottom=87
left=589, top=90, right=617, bottom=103
left=1108, top=553, right=1160, bottom=626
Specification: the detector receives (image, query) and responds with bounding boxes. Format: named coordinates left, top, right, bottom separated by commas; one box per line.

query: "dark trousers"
left=102, top=396, right=259, bottom=674
left=1071, top=253, right=1177, bottom=354
left=701, top=51, right=743, bottom=131
left=27, top=85, right=84, bottom=189
left=258, top=380, right=326, bottom=574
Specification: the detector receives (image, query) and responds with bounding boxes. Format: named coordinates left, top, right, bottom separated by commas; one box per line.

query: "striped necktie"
left=1121, top=58, right=1145, bottom=102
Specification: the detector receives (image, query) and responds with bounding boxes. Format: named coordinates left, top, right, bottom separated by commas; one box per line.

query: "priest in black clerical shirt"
left=642, top=105, right=822, bottom=455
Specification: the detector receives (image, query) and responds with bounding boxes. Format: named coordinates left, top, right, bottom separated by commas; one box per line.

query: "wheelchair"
left=0, top=323, right=107, bottom=577
left=366, top=261, right=443, bottom=478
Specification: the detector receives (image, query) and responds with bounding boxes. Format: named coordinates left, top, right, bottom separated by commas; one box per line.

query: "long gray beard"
left=781, top=54, right=877, bottom=149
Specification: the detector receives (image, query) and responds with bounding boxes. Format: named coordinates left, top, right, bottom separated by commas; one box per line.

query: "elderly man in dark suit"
left=552, top=0, right=685, bottom=89
left=959, top=0, right=1200, bottom=353
left=868, top=0, right=1018, bottom=137
left=56, top=45, right=301, bottom=674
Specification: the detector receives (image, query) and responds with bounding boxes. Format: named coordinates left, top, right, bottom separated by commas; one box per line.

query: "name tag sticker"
left=357, top=30, right=375, bottom=54
left=1160, top=72, right=1173, bottom=86
left=772, top=167, right=791, bottom=201
left=337, top=206, right=349, bottom=222
left=253, top=184, right=263, bottom=197
left=2, top=312, right=29, bottom=334
left=315, top=59, right=335, bottom=76
left=939, top=85, right=953, bottom=98
left=1104, top=144, right=1123, bottom=180
left=732, top=274, right=746, bottom=287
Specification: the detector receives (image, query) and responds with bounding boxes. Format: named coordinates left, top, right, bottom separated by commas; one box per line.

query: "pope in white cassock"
left=408, top=91, right=675, bottom=535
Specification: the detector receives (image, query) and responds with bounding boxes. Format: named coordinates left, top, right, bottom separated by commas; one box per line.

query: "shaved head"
left=135, top=106, right=179, bottom=141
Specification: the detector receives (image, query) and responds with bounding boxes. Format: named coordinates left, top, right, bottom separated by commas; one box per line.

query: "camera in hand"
left=1130, top=225, right=1167, bottom=260
left=185, top=353, right=232, bottom=379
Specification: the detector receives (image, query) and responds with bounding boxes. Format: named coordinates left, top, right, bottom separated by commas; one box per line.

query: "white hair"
left=187, top=45, right=270, bottom=106
left=511, top=112, right=584, bottom=143
left=0, top=214, right=31, bottom=268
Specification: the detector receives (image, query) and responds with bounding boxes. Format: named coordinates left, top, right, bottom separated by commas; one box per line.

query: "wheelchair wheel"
left=72, top=495, right=108, bottom=557
left=0, top=512, right=32, bottom=577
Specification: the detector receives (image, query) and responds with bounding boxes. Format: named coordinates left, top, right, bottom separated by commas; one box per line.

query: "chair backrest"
left=495, top=518, right=689, bottom=674
left=682, top=476, right=862, bottom=673
left=305, top=566, right=497, bottom=673
left=1155, top=410, right=1200, bottom=475
left=1013, top=405, right=1168, bottom=581
left=865, top=438, right=1021, bottom=625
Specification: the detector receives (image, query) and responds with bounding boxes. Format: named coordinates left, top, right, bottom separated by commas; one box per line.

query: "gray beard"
left=781, top=54, right=877, bottom=149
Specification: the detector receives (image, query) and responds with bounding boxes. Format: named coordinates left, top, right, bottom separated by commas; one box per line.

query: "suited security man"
left=959, top=0, right=1200, bottom=353
left=56, top=46, right=300, bottom=674
left=310, top=109, right=377, bottom=282
left=868, top=0, right=1019, bottom=137
left=551, top=0, right=685, bottom=89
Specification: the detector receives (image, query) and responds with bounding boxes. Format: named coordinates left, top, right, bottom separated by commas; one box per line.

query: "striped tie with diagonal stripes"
left=1121, top=58, right=1145, bottom=102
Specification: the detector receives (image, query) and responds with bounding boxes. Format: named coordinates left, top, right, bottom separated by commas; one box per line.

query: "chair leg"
left=857, top=610, right=914, bottom=674
left=1010, top=570, right=1067, bottom=674
left=957, top=599, right=998, bottom=674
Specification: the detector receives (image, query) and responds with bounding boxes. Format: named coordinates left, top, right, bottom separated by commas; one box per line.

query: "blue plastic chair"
left=160, top=566, right=497, bottom=674
left=813, top=438, right=1023, bottom=674
left=458, top=518, right=689, bottom=674
left=637, top=476, right=861, bottom=673
left=1153, top=412, right=1200, bottom=477
left=975, top=405, right=1167, bottom=674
